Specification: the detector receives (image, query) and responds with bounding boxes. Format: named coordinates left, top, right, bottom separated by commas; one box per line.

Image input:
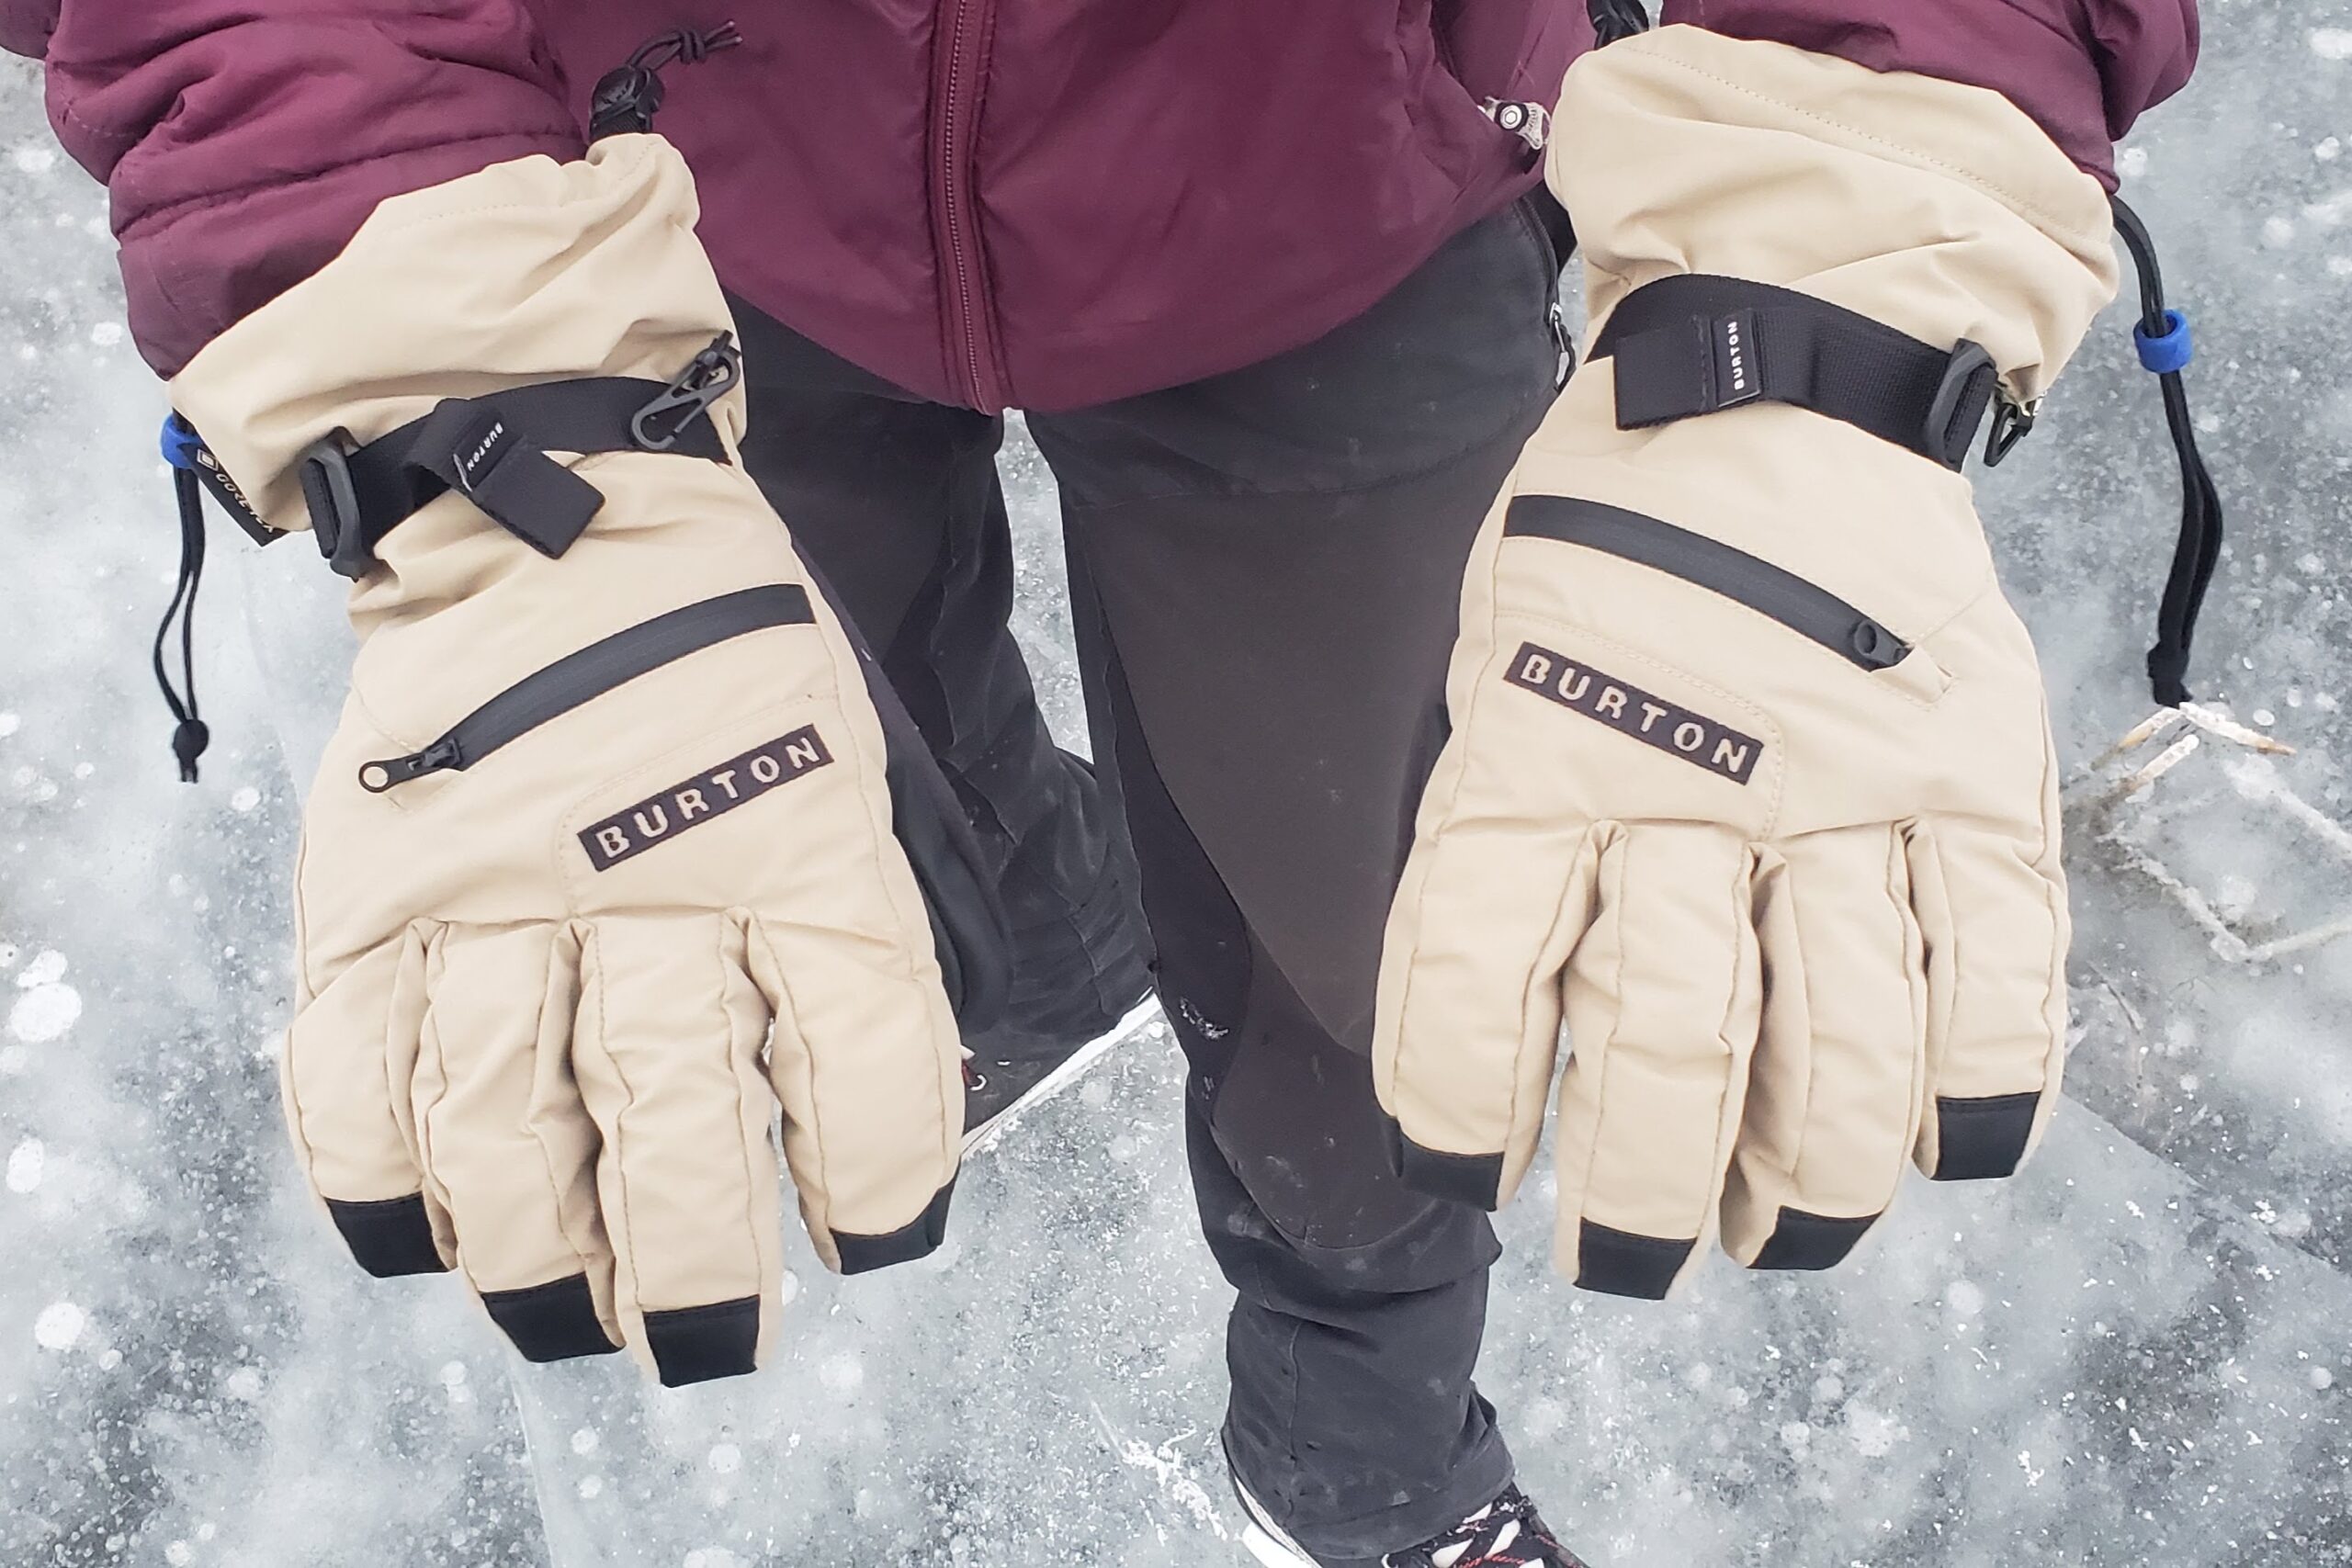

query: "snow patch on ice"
left=2312, top=28, right=2352, bottom=60
left=6, top=1138, right=43, bottom=1193
left=7, top=982, right=80, bottom=1043
left=818, top=1353, right=865, bottom=1395
left=1091, top=1407, right=1231, bottom=1542
left=6, top=145, right=51, bottom=175
left=33, top=1301, right=85, bottom=1350
left=0, top=712, right=17, bottom=739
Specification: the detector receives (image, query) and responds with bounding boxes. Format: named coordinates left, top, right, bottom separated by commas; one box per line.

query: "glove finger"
left=1907, top=821, right=2069, bottom=1180
left=1555, top=822, right=1761, bottom=1300
left=747, top=910, right=962, bottom=1276
left=571, top=913, right=784, bottom=1387
left=1375, top=800, right=1598, bottom=1213
left=285, top=926, right=454, bottom=1278
left=1722, top=828, right=1927, bottom=1273
left=410, top=923, right=621, bottom=1364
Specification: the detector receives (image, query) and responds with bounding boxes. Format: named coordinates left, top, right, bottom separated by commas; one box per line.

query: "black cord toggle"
left=590, top=23, right=742, bottom=141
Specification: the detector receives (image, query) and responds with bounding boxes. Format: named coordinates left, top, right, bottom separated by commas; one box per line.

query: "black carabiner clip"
left=631, top=333, right=744, bottom=452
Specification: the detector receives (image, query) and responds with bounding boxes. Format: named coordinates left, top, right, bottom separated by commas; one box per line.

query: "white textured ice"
left=2, top=17, right=2348, bottom=1565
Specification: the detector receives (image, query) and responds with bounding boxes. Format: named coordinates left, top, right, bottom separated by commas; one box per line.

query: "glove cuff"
left=1549, top=26, right=2119, bottom=403
left=168, top=136, right=740, bottom=545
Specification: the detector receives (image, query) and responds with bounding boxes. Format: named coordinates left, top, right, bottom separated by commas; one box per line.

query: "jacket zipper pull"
left=1481, top=98, right=1550, bottom=154
left=359, top=736, right=463, bottom=795
left=1549, top=299, right=1576, bottom=390
left=590, top=23, right=743, bottom=142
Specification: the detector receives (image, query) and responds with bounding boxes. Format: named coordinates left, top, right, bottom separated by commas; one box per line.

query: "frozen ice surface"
left=3, top=13, right=2349, bottom=1565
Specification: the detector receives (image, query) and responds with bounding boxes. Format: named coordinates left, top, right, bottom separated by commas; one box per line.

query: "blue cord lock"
left=2134, top=308, right=2193, bottom=375
left=160, top=412, right=203, bottom=470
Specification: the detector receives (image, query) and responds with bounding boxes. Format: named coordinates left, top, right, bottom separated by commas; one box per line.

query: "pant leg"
left=730, top=305, right=1149, bottom=1046
left=1031, top=195, right=1569, bottom=1562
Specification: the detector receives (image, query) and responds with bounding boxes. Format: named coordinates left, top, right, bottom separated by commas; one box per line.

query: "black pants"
left=735, top=195, right=1566, bottom=1565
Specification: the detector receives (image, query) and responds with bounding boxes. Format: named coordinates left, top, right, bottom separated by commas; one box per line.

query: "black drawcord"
left=153, top=461, right=210, bottom=783
left=589, top=23, right=742, bottom=142
left=1589, top=0, right=1652, bottom=45
left=2111, top=195, right=2222, bottom=708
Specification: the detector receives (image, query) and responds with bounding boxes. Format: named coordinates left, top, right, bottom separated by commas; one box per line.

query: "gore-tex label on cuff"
left=1504, top=642, right=1762, bottom=785
left=580, top=727, right=834, bottom=871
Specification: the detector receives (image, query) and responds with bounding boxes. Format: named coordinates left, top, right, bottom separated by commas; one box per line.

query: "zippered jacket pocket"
left=359, top=584, right=815, bottom=792
left=1505, top=494, right=1913, bottom=672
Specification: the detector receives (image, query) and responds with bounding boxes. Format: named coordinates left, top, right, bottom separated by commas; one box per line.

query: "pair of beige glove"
left=171, top=26, right=2115, bottom=1382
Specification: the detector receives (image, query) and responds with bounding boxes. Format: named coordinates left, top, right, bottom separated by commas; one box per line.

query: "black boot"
left=1236, top=1472, right=1594, bottom=1568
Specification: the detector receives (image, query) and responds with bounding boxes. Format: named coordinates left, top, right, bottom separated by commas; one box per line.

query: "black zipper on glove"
left=358, top=584, right=816, bottom=792
left=1505, top=495, right=1910, bottom=671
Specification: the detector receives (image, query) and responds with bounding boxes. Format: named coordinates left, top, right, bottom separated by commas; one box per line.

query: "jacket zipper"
left=933, top=0, right=1005, bottom=411
left=1505, top=495, right=1910, bottom=671
left=357, top=584, right=816, bottom=792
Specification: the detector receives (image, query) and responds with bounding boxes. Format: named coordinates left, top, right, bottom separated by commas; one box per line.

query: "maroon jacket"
left=4, top=1, right=2196, bottom=412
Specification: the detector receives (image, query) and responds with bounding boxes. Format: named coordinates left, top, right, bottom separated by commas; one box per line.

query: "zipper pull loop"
left=590, top=23, right=743, bottom=142
left=359, top=737, right=462, bottom=795
left=1549, top=299, right=1576, bottom=391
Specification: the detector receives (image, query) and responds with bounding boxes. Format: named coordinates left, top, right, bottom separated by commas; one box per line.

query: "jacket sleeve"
left=7, top=3, right=583, bottom=377
left=1658, top=0, right=2199, bottom=184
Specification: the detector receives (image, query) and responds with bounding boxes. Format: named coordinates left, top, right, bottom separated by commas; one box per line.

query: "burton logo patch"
left=1503, top=643, right=1761, bottom=784
left=580, top=727, right=833, bottom=870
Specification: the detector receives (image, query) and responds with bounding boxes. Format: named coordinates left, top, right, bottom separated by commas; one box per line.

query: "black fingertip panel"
left=1932, top=1091, right=2041, bottom=1180
left=1748, top=1207, right=1880, bottom=1271
left=832, top=1180, right=956, bottom=1275
left=325, top=1194, right=450, bottom=1279
left=481, top=1273, right=622, bottom=1363
left=1574, top=1220, right=1694, bottom=1300
left=644, top=1296, right=762, bottom=1387
left=1385, top=1117, right=1506, bottom=1212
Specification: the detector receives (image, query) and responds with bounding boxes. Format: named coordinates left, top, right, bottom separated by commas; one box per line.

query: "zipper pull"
left=1481, top=97, right=1550, bottom=154
left=1549, top=299, right=1576, bottom=390
left=359, top=737, right=462, bottom=794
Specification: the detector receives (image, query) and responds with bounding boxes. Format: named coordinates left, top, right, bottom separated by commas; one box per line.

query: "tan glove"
left=1374, top=28, right=2119, bottom=1298
left=171, top=140, right=967, bottom=1384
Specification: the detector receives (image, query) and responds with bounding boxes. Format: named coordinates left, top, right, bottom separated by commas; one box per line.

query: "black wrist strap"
left=298, top=333, right=740, bottom=580
left=1588, top=275, right=2015, bottom=471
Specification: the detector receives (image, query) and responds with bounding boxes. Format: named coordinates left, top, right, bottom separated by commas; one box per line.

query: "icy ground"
left=4, top=13, right=2350, bottom=1565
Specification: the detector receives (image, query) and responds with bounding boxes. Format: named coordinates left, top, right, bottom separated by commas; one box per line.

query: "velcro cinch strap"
left=300, top=335, right=739, bottom=581
left=1589, top=275, right=2003, bottom=470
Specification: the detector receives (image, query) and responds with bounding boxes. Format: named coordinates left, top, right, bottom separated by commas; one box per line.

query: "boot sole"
left=1226, top=1436, right=1327, bottom=1568
left=961, top=994, right=1160, bottom=1157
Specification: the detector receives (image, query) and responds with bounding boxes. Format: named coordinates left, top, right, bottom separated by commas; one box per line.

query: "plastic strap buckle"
left=1922, top=340, right=1999, bottom=471
left=298, top=434, right=378, bottom=580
